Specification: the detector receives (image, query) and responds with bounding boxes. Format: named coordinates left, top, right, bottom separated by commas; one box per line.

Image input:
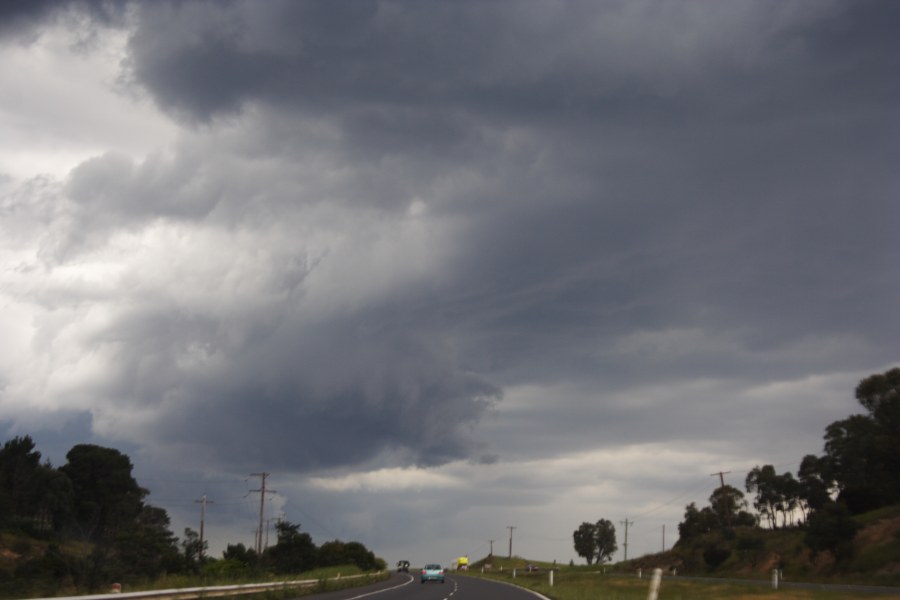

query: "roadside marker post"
left=646, top=568, right=662, bottom=600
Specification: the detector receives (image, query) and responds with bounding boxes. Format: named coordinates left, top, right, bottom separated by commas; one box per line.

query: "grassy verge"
left=461, top=568, right=900, bottom=600
left=95, top=566, right=389, bottom=599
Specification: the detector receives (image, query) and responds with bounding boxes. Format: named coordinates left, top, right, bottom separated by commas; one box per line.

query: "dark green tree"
left=746, top=465, right=780, bottom=529
left=181, top=527, right=205, bottom=573
left=341, top=541, right=380, bottom=570
left=215, top=543, right=258, bottom=577
left=572, top=520, right=617, bottom=564
left=0, top=436, right=45, bottom=526
left=804, top=500, right=860, bottom=561
left=594, top=519, right=618, bottom=564
left=223, top=542, right=256, bottom=565
left=573, top=522, right=597, bottom=564
left=746, top=465, right=801, bottom=528
left=265, top=520, right=317, bottom=574
left=59, top=444, right=147, bottom=542
left=32, top=464, right=74, bottom=534
left=317, top=540, right=347, bottom=567
left=820, top=368, right=900, bottom=513
left=676, top=502, right=719, bottom=546
left=823, top=415, right=882, bottom=513
left=115, top=506, right=181, bottom=579
left=709, top=485, right=756, bottom=528
left=797, top=454, right=830, bottom=516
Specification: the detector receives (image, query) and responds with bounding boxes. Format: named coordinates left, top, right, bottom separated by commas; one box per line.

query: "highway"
left=298, top=571, right=550, bottom=600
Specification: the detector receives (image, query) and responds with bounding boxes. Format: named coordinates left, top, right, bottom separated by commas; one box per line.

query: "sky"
left=1, top=0, right=898, bottom=568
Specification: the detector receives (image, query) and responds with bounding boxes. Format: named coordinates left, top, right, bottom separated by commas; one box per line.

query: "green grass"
left=461, top=565, right=900, bottom=600
left=133, top=565, right=384, bottom=592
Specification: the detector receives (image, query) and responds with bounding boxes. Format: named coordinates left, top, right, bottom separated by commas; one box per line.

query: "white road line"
left=342, top=574, right=414, bottom=600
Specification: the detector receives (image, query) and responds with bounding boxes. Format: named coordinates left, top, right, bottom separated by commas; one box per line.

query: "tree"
left=223, top=543, right=256, bottom=565
left=115, top=506, right=181, bottom=579
left=709, top=485, right=756, bottom=528
left=265, top=520, right=317, bottom=574
left=182, top=527, right=205, bottom=572
left=676, top=502, right=719, bottom=545
left=572, top=520, right=617, bottom=564
left=804, top=500, right=860, bottom=561
left=341, top=541, right=381, bottom=571
left=317, top=540, right=347, bottom=567
left=0, top=436, right=45, bottom=526
left=823, top=415, right=883, bottom=513
left=59, top=444, right=147, bottom=542
left=746, top=465, right=801, bottom=528
left=746, top=465, right=780, bottom=529
left=821, top=367, right=900, bottom=513
left=797, top=454, right=830, bottom=517
left=573, top=522, right=597, bottom=564
left=594, top=519, right=618, bottom=564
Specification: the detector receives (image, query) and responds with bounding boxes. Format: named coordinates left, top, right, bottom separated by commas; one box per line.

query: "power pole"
left=710, top=470, right=734, bottom=526
left=710, top=471, right=732, bottom=488
left=662, top=524, right=665, bottom=552
left=250, top=472, right=276, bottom=555
left=194, top=494, right=214, bottom=559
left=507, top=526, right=516, bottom=559
left=620, top=519, right=633, bottom=561
left=489, top=539, right=494, bottom=557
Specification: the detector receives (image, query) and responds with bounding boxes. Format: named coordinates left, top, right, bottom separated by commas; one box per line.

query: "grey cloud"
left=0, top=0, right=125, bottom=39
left=77, top=295, right=500, bottom=473
left=4, top=2, right=898, bottom=558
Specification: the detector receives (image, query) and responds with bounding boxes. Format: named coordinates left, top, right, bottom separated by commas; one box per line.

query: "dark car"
left=397, top=560, right=410, bottom=572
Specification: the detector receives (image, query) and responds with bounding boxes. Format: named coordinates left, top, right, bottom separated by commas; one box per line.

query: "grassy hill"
left=461, top=505, right=900, bottom=588
left=620, top=504, right=900, bottom=586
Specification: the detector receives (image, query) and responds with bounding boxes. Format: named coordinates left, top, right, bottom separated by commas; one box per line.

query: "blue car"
left=420, top=563, right=445, bottom=583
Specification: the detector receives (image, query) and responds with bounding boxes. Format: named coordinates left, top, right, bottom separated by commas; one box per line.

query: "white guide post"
left=646, top=568, right=662, bottom=600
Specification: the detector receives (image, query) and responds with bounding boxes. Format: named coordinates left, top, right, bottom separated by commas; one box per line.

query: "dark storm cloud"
left=9, top=0, right=897, bottom=481
left=75, top=288, right=500, bottom=473
left=0, top=0, right=124, bottom=38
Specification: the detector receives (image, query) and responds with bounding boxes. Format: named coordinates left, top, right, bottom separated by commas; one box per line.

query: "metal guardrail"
left=30, top=572, right=382, bottom=600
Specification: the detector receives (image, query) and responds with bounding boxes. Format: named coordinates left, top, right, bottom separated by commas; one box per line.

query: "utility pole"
left=662, top=524, right=665, bottom=552
left=710, top=470, right=734, bottom=526
left=250, top=472, right=276, bottom=555
left=489, top=539, right=494, bottom=557
left=620, top=518, right=633, bottom=561
left=194, top=494, right=214, bottom=559
left=507, top=526, right=516, bottom=559
left=710, top=471, right=732, bottom=488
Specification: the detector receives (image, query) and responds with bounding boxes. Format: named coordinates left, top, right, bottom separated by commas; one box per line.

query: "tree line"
left=0, top=440, right=383, bottom=597
left=675, top=367, right=900, bottom=567
left=570, top=367, right=899, bottom=568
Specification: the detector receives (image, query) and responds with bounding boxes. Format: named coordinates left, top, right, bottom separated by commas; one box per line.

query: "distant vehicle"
left=421, top=563, right=445, bottom=583
left=397, top=560, right=410, bottom=572
left=526, top=563, right=540, bottom=572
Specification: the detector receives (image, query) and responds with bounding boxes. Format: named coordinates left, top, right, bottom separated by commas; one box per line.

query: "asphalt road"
left=296, top=571, right=550, bottom=600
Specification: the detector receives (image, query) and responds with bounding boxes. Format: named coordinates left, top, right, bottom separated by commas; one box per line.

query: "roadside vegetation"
left=0, top=440, right=385, bottom=598
left=3, top=366, right=897, bottom=597
left=463, top=556, right=900, bottom=599
left=568, top=368, right=900, bottom=587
